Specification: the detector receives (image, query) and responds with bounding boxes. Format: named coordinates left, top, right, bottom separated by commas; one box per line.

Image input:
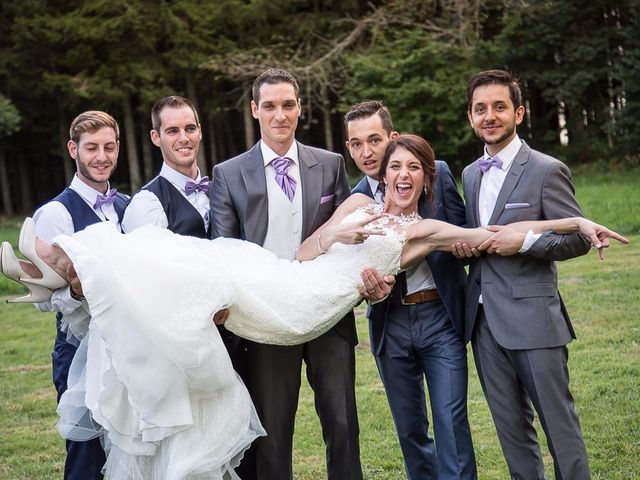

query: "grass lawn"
left=1, top=168, right=639, bottom=479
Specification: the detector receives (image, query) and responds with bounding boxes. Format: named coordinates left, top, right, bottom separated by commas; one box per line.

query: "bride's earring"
left=423, top=185, right=428, bottom=196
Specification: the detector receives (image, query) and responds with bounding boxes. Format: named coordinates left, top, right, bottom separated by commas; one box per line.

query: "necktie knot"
left=185, top=177, right=210, bottom=195
left=94, top=189, right=118, bottom=209
left=478, top=155, right=503, bottom=173
left=272, top=157, right=292, bottom=174
left=272, top=157, right=297, bottom=202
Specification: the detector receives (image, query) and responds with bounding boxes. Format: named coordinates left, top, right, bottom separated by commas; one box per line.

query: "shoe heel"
left=6, top=280, right=53, bottom=303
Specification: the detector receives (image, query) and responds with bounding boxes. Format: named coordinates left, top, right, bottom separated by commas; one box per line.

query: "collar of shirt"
left=483, top=134, right=522, bottom=173
left=260, top=140, right=299, bottom=167
left=366, top=176, right=380, bottom=197
left=159, top=162, right=203, bottom=193
left=70, top=174, right=114, bottom=208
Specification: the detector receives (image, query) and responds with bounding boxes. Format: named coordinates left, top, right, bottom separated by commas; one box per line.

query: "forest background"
left=1, top=1, right=639, bottom=478
left=0, top=0, right=639, bottom=215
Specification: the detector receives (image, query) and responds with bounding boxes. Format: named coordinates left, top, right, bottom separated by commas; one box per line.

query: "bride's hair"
left=379, top=134, right=437, bottom=202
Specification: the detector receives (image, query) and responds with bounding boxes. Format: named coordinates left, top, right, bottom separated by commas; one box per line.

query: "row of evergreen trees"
left=1, top=0, right=638, bottom=215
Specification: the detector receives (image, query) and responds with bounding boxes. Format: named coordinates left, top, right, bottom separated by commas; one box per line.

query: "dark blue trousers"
left=52, top=322, right=106, bottom=480
left=374, top=300, right=477, bottom=480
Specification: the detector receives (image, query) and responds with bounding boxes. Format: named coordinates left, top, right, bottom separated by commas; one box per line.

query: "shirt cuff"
left=519, top=230, right=542, bottom=253
left=50, top=286, right=84, bottom=315
left=368, top=294, right=390, bottom=305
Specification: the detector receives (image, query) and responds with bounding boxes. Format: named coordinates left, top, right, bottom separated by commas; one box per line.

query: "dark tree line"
left=1, top=0, right=638, bottom=215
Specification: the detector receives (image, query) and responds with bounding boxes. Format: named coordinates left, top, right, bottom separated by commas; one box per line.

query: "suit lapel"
left=468, top=160, right=483, bottom=227
left=489, top=142, right=530, bottom=225
left=420, top=161, right=443, bottom=220
left=240, top=143, right=269, bottom=244
left=421, top=163, right=442, bottom=269
left=298, top=142, right=322, bottom=239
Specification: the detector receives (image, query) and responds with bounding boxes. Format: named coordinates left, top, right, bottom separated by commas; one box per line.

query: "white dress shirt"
left=478, top=136, right=522, bottom=227
left=261, top=141, right=304, bottom=260
left=478, top=134, right=540, bottom=252
left=122, top=162, right=210, bottom=233
left=32, top=175, right=123, bottom=314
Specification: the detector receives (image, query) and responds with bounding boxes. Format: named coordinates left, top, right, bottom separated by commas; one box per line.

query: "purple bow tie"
left=185, top=177, right=210, bottom=195
left=478, top=155, right=503, bottom=173
left=93, top=189, right=118, bottom=209
left=272, top=157, right=297, bottom=202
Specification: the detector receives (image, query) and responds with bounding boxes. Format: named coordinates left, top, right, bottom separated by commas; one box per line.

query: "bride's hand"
left=321, top=214, right=386, bottom=248
left=576, top=218, right=629, bottom=260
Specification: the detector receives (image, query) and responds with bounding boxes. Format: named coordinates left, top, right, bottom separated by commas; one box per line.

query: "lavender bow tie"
left=478, top=155, right=503, bottom=173
left=185, top=177, right=210, bottom=195
left=272, top=157, right=297, bottom=202
left=93, top=189, right=118, bottom=209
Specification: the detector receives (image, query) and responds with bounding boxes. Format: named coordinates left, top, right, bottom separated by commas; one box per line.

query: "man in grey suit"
left=210, top=68, right=365, bottom=480
left=461, top=69, right=591, bottom=479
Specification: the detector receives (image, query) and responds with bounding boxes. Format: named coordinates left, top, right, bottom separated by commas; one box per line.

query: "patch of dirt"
left=3, top=364, right=50, bottom=373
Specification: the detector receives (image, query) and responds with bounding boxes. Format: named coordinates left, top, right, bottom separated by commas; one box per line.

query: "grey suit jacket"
left=210, top=140, right=357, bottom=345
left=462, top=141, right=591, bottom=350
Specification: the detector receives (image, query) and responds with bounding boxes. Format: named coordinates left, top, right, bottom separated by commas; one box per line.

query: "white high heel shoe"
left=17, top=218, right=67, bottom=295
left=1, top=241, right=54, bottom=303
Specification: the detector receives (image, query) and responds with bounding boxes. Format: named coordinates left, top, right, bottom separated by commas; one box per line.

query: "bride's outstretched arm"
left=401, top=220, right=492, bottom=267
left=493, top=217, right=629, bottom=260
left=402, top=217, right=629, bottom=267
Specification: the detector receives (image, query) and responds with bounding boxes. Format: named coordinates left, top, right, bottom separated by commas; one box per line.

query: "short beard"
left=480, top=123, right=515, bottom=146
left=76, top=152, right=110, bottom=184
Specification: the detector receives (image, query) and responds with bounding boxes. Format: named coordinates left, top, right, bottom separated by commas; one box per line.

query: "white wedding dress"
left=53, top=205, right=415, bottom=480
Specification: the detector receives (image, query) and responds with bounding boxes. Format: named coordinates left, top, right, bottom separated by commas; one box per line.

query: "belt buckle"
left=400, top=297, right=417, bottom=306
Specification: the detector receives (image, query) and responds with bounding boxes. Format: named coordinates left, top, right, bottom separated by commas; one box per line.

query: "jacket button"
left=475, top=279, right=480, bottom=285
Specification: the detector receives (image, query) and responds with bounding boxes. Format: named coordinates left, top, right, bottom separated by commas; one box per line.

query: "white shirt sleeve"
left=43, top=286, right=83, bottom=314
left=122, top=190, right=169, bottom=232
left=33, top=201, right=74, bottom=242
left=518, top=230, right=543, bottom=253
left=31, top=202, right=83, bottom=314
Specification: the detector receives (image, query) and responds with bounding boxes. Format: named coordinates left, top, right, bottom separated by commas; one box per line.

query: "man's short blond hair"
left=69, top=111, right=119, bottom=144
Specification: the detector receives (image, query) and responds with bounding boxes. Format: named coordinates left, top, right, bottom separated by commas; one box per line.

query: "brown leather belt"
left=402, top=289, right=440, bottom=305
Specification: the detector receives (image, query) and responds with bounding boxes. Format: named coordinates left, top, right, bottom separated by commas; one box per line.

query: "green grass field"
left=1, top=168, right=639, bottom=479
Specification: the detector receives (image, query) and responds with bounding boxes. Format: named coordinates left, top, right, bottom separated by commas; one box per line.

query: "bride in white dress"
left=1, top=135, right=626, bottom=480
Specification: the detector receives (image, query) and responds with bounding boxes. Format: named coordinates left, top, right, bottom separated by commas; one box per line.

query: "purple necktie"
left=93, top=189, right=118, bottom=209
left=478, top=155, right=503, bottom=173
left=185, top=177, right=210, bottom=195
left=272, top=157, right=297, bottom=202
